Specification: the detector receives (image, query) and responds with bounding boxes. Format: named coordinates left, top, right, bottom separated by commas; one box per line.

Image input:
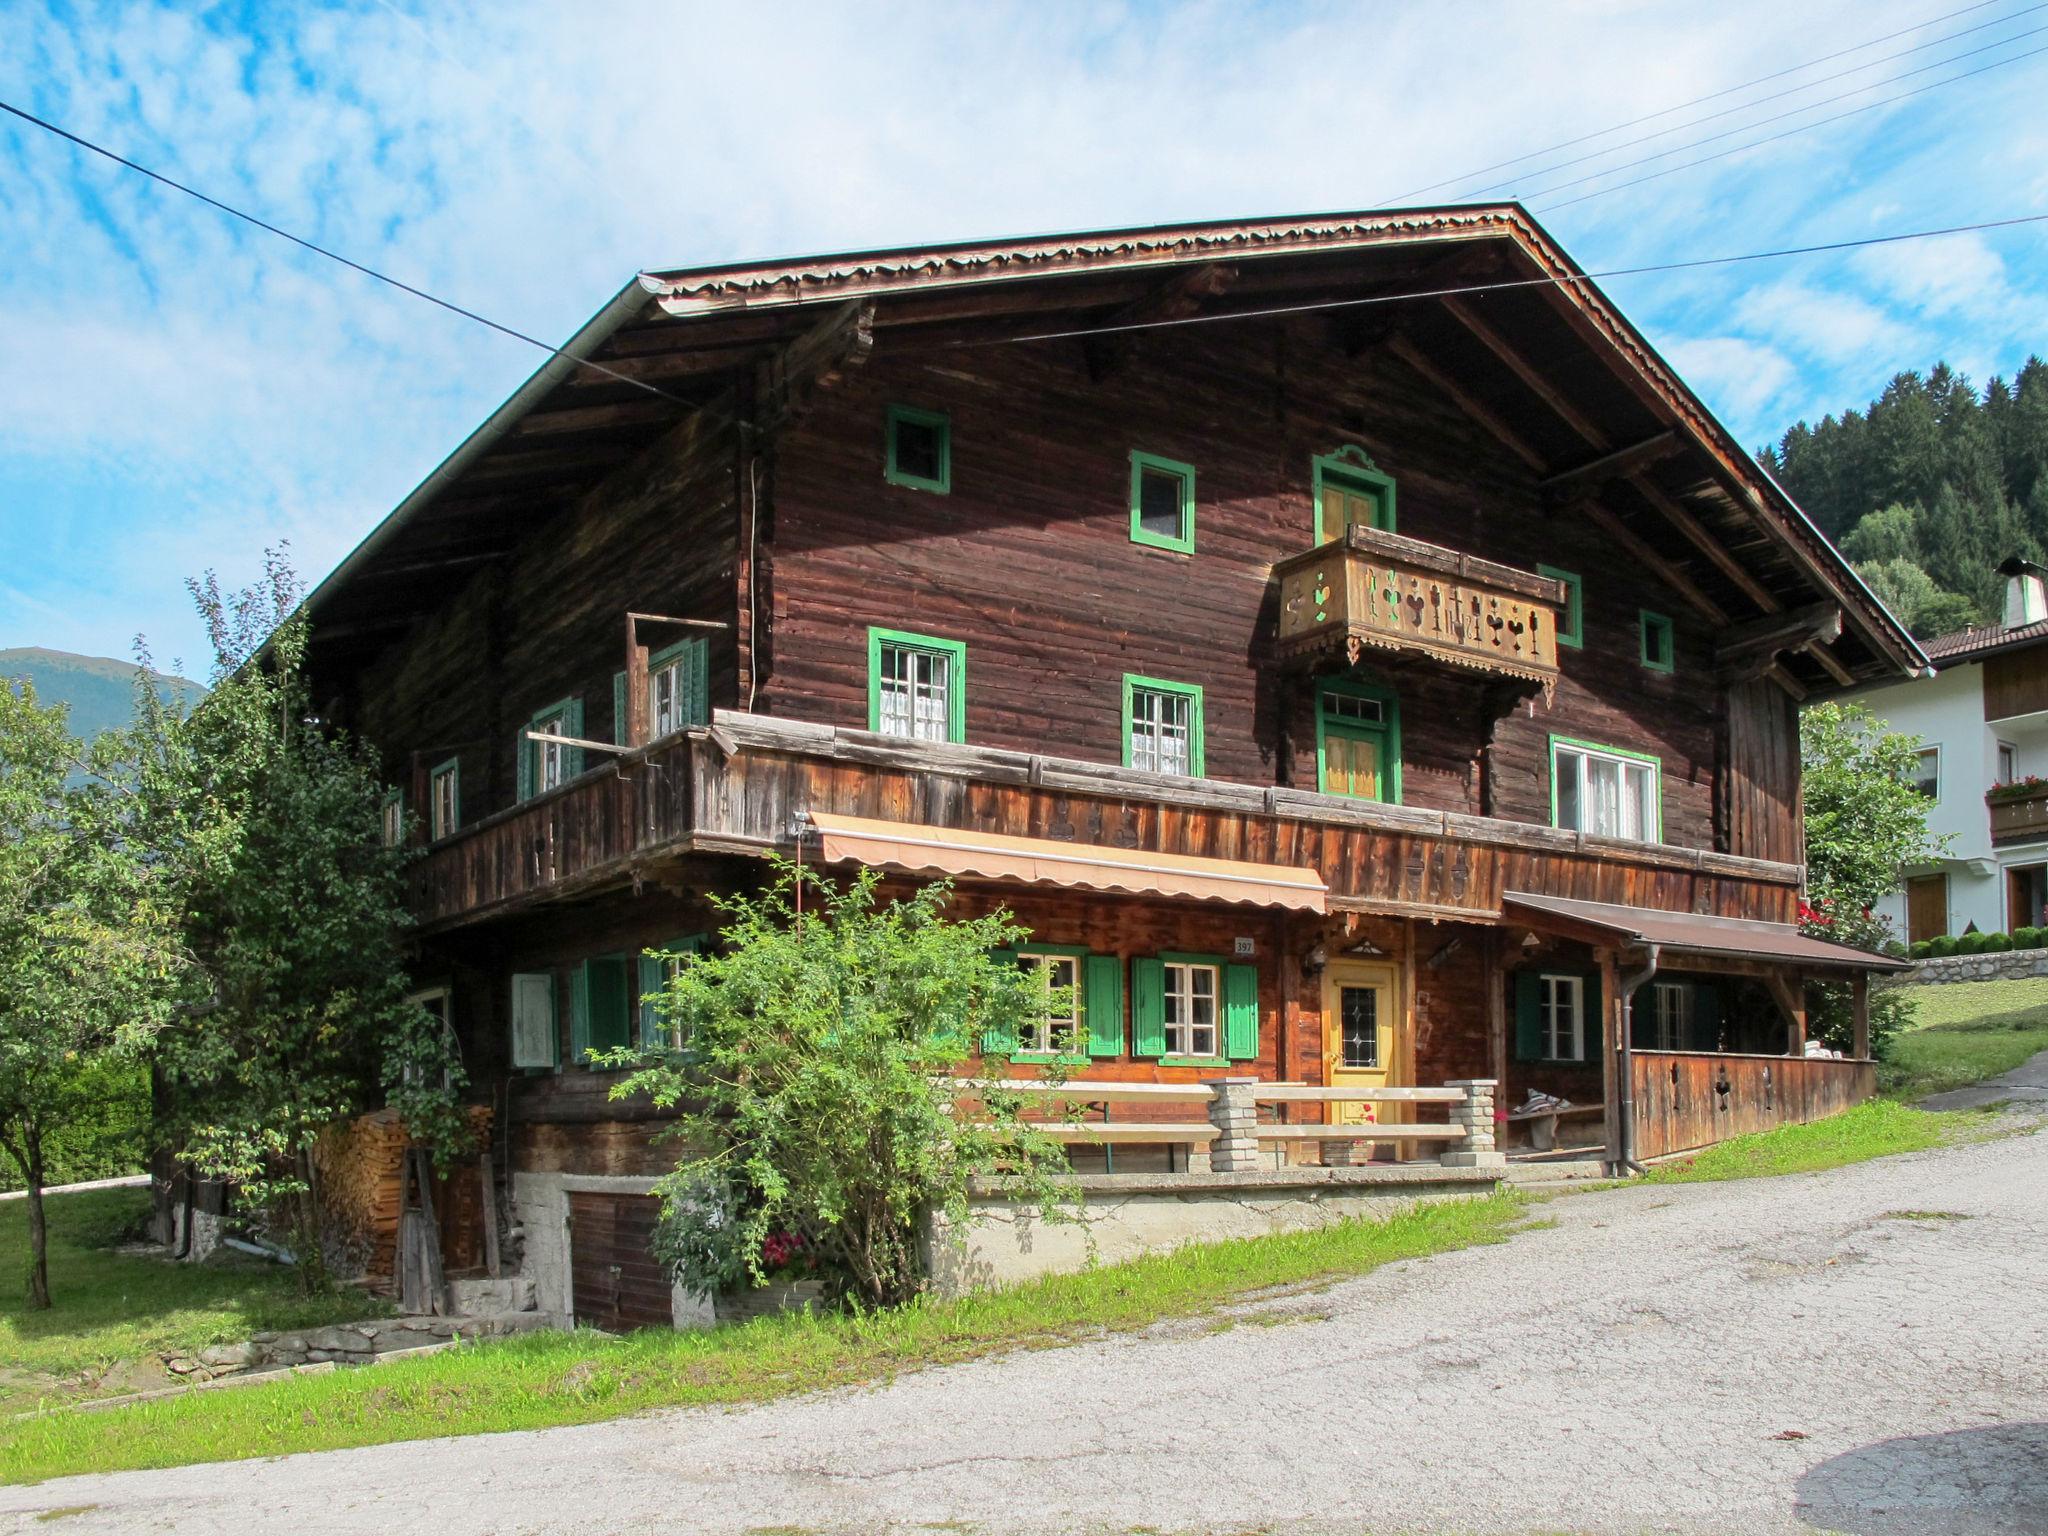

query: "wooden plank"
left=1385, top=333, right=1549, bottom=472
left=1537, top=431, right=1682, bottom=492
left=1440, top=296, right=1611, bottom=448
left=1578, top=501, right=1729, bottom=627
left=1627, top=475, right=1780, bottom=615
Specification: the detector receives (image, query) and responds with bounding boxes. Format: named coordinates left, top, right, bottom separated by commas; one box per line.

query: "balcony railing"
left=1273, top=525, right=1565, bottom=690
left=1988, top=781, right=2048, bottom=845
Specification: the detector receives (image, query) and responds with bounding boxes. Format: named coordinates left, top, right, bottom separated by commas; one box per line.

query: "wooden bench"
left=1505, top=1102, right=1604, bottom=1152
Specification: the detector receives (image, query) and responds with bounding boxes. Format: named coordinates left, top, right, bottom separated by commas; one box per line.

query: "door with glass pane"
left=1323, top=962, right=1400, bottom=1130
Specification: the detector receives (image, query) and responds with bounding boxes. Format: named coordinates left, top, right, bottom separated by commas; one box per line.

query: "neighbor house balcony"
left=1988, top=779, right=2048, bottom=846
left=1273, top=525, right=1566, bottom=692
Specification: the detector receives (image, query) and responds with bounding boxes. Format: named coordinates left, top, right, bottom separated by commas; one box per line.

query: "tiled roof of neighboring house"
left=1921, top=619, right=2048, bottom=665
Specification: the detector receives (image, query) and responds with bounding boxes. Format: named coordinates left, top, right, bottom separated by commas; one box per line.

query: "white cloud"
left=1664, top=336, right=1799, bottom=425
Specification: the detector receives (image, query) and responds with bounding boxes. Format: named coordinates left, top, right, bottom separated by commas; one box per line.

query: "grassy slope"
left=0, top=1190, right=383, bottom=1417
left=1882, top=978, right=2048, bottom=1099
left=0, top=1194, right=1527, bottom=1484
left=1639, top=1098, right=1986, bottom=1183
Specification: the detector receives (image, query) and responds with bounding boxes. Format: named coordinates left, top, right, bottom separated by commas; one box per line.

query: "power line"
left=1458, top=5, right=2048, bottom=202
left=948, top=212, right=2048, bottom=349
left=0, top=98, right=688, bottom=405
left=1536, top=42, right=2048, bottom=210
left=1384, top=0, right=2013, bottom=202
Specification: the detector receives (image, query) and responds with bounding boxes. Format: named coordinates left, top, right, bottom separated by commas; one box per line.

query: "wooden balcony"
left=1273, top=525, right=1565, bottom=691
left=1989, top=781, right=2048, bottom=846
left=409, top=711, right=1803, bottom=933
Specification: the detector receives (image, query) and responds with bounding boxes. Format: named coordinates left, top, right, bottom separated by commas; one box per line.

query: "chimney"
left=2001, top=558, right=2048, bottom=629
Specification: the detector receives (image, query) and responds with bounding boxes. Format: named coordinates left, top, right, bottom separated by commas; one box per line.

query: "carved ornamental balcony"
left=1274, top=525, right=1566, bottom=693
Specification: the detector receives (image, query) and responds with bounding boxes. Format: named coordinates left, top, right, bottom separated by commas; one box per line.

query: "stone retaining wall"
left=1894, top=950, right=2048, bottom=986
left=165, top=1311, right=546, bottom=1382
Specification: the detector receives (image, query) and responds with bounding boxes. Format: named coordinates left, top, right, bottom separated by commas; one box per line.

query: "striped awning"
left=805, top=812, right=1327, bottom=912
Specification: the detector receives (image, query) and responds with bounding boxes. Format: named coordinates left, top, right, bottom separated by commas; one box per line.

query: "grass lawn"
left=0, top=1191, right=1528, bottom=1484
left=1638, top=1098, right=1993, bottom=1183
left=1881, top=977, right=2048, bottom=1099
left=0, top=1188, right=383, bottom=1417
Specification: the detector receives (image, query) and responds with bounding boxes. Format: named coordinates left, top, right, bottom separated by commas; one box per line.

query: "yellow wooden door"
left=1324, top=963, right=1398, bottom=1127
left=1319, top=483, right=1385, bottom=543
left=1322, top=728, right=1383, bottom=800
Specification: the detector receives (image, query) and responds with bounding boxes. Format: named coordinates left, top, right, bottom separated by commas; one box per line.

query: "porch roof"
left=805, top=811, right=1328, bottom=912
left=1500, top=892, right=1911, bottom=974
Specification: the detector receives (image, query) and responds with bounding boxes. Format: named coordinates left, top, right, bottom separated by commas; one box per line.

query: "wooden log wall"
left=1721, top=677, right=1804, bottom=866
left=761, top=316, right=1726, bottom=849
left=1629, top=1051, right=1875, bottom=1160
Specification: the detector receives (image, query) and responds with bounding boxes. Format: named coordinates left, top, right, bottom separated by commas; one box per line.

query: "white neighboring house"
left=1850, top=558, right=2048, bottom=943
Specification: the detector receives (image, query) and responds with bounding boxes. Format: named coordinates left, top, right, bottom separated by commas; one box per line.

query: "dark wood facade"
left=299, top=208, right=1915, bottom=1206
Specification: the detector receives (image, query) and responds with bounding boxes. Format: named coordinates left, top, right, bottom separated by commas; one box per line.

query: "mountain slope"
left=0, top=647, right=203, bottom=741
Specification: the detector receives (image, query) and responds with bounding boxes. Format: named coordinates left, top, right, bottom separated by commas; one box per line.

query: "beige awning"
left=805, top=812, right=1327, bottom=912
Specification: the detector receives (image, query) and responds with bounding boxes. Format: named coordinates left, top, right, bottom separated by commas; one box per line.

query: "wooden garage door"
left=567, top=1192, right=672, bottom=1332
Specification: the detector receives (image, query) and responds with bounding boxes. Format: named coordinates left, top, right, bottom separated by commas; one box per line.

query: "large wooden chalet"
left=302, top=206, right=1918, bottom=1326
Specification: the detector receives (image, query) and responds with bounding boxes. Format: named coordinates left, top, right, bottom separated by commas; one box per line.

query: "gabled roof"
left=1921, top=619, right=2048, bottom=664
left=300, top=204, right=1924, bottom=691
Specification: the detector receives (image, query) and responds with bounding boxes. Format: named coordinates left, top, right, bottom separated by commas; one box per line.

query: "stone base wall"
left=1895, top=950, right=2048, bottom=986
left=166, top=1311, right=546, bottom=1381
left=925, top=1165, right=1502, bottom=1296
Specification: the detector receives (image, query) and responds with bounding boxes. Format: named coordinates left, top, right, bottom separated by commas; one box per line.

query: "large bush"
left=604, top=861, right=1078, bottom=1310
left=1925, top=935, right=1959, bottom=958
left=1956, top=931, right=1990, bottom=956
left=1983, top=931, right=2014, bottom=953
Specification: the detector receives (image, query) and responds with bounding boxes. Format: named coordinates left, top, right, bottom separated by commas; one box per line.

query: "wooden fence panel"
left=1630, top=1051, right=1875, bottom=1160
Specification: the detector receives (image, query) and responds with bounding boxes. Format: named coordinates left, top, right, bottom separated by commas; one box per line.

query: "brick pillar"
left=1206, top=1077, right=1261, bottom=1173
left=1441, top=1079, right=1505, bottom=1168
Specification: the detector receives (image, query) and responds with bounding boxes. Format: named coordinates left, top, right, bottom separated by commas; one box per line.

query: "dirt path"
left=4, top=1117, right=2043, bottom=1536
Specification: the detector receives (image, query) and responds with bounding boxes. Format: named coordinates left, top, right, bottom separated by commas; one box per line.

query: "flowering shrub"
left=1987, top=775, right=2048, bottom=803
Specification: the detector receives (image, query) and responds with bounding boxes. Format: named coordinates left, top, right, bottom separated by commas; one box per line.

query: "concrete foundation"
left=926, top=1164, right=1503, bottom=1295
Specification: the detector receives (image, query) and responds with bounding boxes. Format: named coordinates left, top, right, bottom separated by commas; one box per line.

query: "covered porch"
left=1499, top=893, right=1909, bottom=1168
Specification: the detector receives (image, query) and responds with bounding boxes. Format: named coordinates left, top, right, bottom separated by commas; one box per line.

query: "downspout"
left=1616, top=945, right=1660, bottom=1176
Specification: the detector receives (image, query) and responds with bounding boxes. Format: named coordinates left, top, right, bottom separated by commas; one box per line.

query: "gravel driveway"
left=5, top=1115, right=2043, bottom=1536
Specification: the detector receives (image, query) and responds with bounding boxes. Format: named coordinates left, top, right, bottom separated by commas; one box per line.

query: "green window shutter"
left=981, top=948, right=1019, bottom=1056
left=516, top=727, right=534, bottom=803
left=613, top=671, right=628, bottom=744
left=1691, top=982, right=1722, bottom=1052
left=689, top=638, right=710, bottom=726
left=1223, top=963, right=1260, bottom=1061
left=1513, top=971, right=1542, bottom=1062
left=563, top=698, right=586, bottom=778
left=509, top=972, right=557, bottom=1068
left=569, top=963, right=592, bottom=1065
left=1132, top=957, right=1167, bottom=1056
left=1083, top=954, right=1124, bottom=1058
left=587, top=954, right=632, bottom=1056
left=1580, top=970, right=1604, bottom=1062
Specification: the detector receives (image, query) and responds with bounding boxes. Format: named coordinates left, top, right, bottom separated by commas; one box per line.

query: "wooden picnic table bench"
left=1505, top=1101, right=1604, bottom=1151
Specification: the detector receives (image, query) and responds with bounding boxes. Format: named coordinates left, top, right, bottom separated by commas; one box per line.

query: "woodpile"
left=312, top=1106, right=494, bottom=1291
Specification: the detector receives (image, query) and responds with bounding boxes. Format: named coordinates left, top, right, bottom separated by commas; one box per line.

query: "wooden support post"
left=1851, top=973, right=1871, bottom=1062
left=1484, top=928, right=1508, bottom=1110
left=624, top=615, right=650, bottom=748
left=1596, top=946, right=1622, bottom=1166
left=476, top=1153, right=502, bottom=1280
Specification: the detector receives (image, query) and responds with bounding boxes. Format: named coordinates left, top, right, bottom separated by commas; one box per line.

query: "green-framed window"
left=1538, top=565, right=1583, bottom=649
left=981, top=947, right=1126, bottom=1060
left=884, top=403, right=950, bottom=493
left=569, top=954, right=633, bottom=1067
left=1128, top=451, right=1196, bottom=554
left=868, top=627, right=967, bottom=743
left=1312, top=447, right=1396, bottom=543
left=379, top=789, right=404, bottom=848
left=1639, top=610, right=1675, bottom=672
left=509, top=972, right=559, bottom=1070
left=428, top=757, right=461, bottom=841
left=1514, top=969, right=1601, bottom=1063
left=637, top=934, right=705, bottom=1051
left=1122, top=675, right=1204, bottom=777
left=1550, top=735, right=1661, bottom=843
left=614, top=637, right=711, bottom=746
left=517, top=696, right=583, bottom=802
left=1315, top=677, right=1401, bottom=803
left=1131, top=953, right=1259, bottom=1064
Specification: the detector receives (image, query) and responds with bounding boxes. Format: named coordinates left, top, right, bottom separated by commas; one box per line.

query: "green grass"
left=1883, top=978, right=2048, bottom=1099
left=1639, top=1098, right=1990, bottom=1183
left=0, top=1189, right=384, bottom=1417
left=0, top=1192, right=1528, bottom=1485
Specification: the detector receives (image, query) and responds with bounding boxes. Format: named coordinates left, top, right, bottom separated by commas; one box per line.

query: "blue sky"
left=4, top=0, right=2046, bottom=672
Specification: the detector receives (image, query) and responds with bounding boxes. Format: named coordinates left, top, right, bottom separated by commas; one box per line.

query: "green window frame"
left=1315, top=677, right=1402, bottom=803
left=1130, top=952, right=1259, bottom=1065
left=615, top=637, right=712, bottom=747
left=1549, top=735, right=1662, bottom=843
left=980, top=947, right=1126, bottom=1061
left=1513, top=969, right=1603, bottom=1063
left=1638, top=609, right=1675, bottom=673
left=428, top=757, right=461, bottom=841
left=1311, top=448, right=1397, bottom=543
left=517, top=696, right=584, bottom=802
left=568, top=954, right=633, bottom=1067
left=884, top=403, right=951, bottom=494
left=1128, top=450, right=1196, bottom=554
left=637, top=933, right=705, bottom=1051
left=1538, top=565, right=1583, bottom=649
left=1121, top=674, right=1205, bottom=777
left=867, top=627, right=967, bottom=743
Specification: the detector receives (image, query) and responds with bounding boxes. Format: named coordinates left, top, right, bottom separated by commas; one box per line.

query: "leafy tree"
left=1838, top=504, right=1920, bottom=566
left=0, top=680, right=182, bottom=1307
left=1800, top=702, right=1948, bottom=1057
left=136, top=552, right=466, bottom=1290
left=603, top=861, right=1077, bottom=1310
left=1852, top=558, right=1982, bottom=639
